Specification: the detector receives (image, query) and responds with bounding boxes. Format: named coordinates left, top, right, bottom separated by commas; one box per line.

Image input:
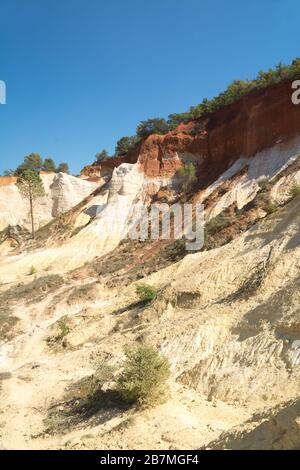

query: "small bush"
left=89, top=361, right=116, bottom=395
left=205, top=213, right=234, bottom=236
left=136, top=283, right=157, bottom=303
left=95, top=149, right=109, bottom=162
left=57, top=319, right=70, bottom=339
left=115, top=136, right=138, bottom=156
left=289, top=183, right=300, bottom=198
left=176, top=163, right=197, bottom=200
left=29, top=265, right=37, bottom=275
left=117, top=344, right=170, bottom=407
left=136, top=118, right=169, bottom=139
left=258, top=178, right=270, bottom=192
left=254, top=191, right=278, bottom=215
left=265, top=202, right=277, bottom=214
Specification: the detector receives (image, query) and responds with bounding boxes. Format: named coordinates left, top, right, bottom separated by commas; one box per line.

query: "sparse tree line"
left=3, top=153, right=69, bottom=176
left=1, top=154, right=70, bottom=240
left=96, top=58, right=300, bottom=162
left=5, top=59, right=300, bottom=242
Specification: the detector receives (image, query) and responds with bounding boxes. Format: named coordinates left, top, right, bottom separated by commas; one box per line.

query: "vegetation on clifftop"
left=3, top=60, right=300, bottom=176
left=167, top=59, right=300, bottom=127
left=114, top=58, right=300, bottom=157
left=4, top=153, right=70, bottom=176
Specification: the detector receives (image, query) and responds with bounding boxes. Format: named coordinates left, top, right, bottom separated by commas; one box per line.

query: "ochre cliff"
left=81, top=80, right=300, bottom=182
left=138, top=80, right=300, bottom=179
left=2, top=78, right=300, bottom=452
left=80, top=155, right=129, bottom=179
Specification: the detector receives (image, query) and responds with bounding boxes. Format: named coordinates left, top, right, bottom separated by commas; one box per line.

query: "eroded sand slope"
left=0, top=193, right=299, bottom=449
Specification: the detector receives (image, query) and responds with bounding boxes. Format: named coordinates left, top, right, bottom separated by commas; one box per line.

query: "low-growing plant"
left=29, top=265, right=37, bottom=275
left=289, top=183, right=300, bottom=198
left=136, top=283, right=157, bottom=303
left=257, top=178, right=270, bottom=192
left=176, top=163, right=197, bottom=200
left=205, top=213, right=234, bottom=236
left=254, top=191, right=278, bottom=215
left=57, top=319, right=70, bottom=339
left=265, top=201, right=277, bottom=215
left=136, top=118, right=169, bottom=139
left=117, top=344, right=170, bottom=407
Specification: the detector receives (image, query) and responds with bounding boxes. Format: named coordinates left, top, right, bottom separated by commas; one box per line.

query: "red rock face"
left=81, top=80, right=300, bottom=182
left=138, top=80, right=300, bottom=179
left=0, top=176, right=17, bottom=186
left=205, top=80, right=300, bottom=168
left=136, top=132, right=202, bottom=177
left=80, top=156, right=128, bottom=178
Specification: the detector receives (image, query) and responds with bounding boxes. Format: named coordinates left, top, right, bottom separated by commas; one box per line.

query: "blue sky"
left=0, top=0, right=299, bottom=175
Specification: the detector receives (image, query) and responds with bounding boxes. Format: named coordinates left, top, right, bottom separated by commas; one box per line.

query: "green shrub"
left=95, top=149, right=109, bottom=162
left=56, top=162, right=69, bottom=174
left=167, top=59, right=300, bottom=129
left=115, top=136, right=138, bottom=156
left=254, top=191, right=278, bottom=215
left=205, top=213, right=234, bottom=236
left=289, top=183, right=300, bottom=198
left=177, top=163, right=197, bottom=199
left=57, top=319, right=70, bottom=339
left=29, top=265, right=37, bottom=275
left=258, top=178, right=270, bottom=192
left=136, top=283, right=157, bottom=303
left=117, top=344, right=170, bottom=407
left=136, top=118, right=170, bottom=139
left=265, top=202, right=277, bottom=214
left=43, top=158, right=56, bottom=172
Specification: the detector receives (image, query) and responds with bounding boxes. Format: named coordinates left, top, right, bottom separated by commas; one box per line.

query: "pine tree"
left=43, top=158, right=56, bottom=172
left=56, top=162, right=69, bottom=173
left=16, top=170, right=45, bottom=239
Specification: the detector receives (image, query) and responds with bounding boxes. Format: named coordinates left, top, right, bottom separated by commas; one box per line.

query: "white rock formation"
left=0, top=173, right=98, bottom=231
left=200, top=135, right=300, bottom=220
left=0, top=163, right=146, bottom=280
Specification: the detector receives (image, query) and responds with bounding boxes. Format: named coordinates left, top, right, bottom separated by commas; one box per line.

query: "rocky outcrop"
left=80, top=156, right=130, bottom=179
left=49, top=173, right=99, bottom=218
left=137, top=80, right=300, bottom=180
left=1, top=187, right=300, bottom=449
left=0, top=225, right=30, bottom=256
left=2, top=80, right=300, bottom=450
left=204, top=397, right=300, bottom=450
left=3, top=78, right=300, bottom=273
left=80, top=81, right=300, bottom=200
left=0, top=172, right=99, bottom=231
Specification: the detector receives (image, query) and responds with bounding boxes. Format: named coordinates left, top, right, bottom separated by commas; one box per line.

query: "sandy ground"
left=1, top=147, right=300, bottom=450
left=0, top=280, right=251, bottom=450
left=0, top=193, right=300, bottom=449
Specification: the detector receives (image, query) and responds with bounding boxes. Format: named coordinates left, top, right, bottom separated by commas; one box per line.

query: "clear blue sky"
left=0, top=0, right=299, bottom=175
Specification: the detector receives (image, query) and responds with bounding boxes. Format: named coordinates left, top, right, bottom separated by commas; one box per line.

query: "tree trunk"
left=29, top=193, right=35, bottom=239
